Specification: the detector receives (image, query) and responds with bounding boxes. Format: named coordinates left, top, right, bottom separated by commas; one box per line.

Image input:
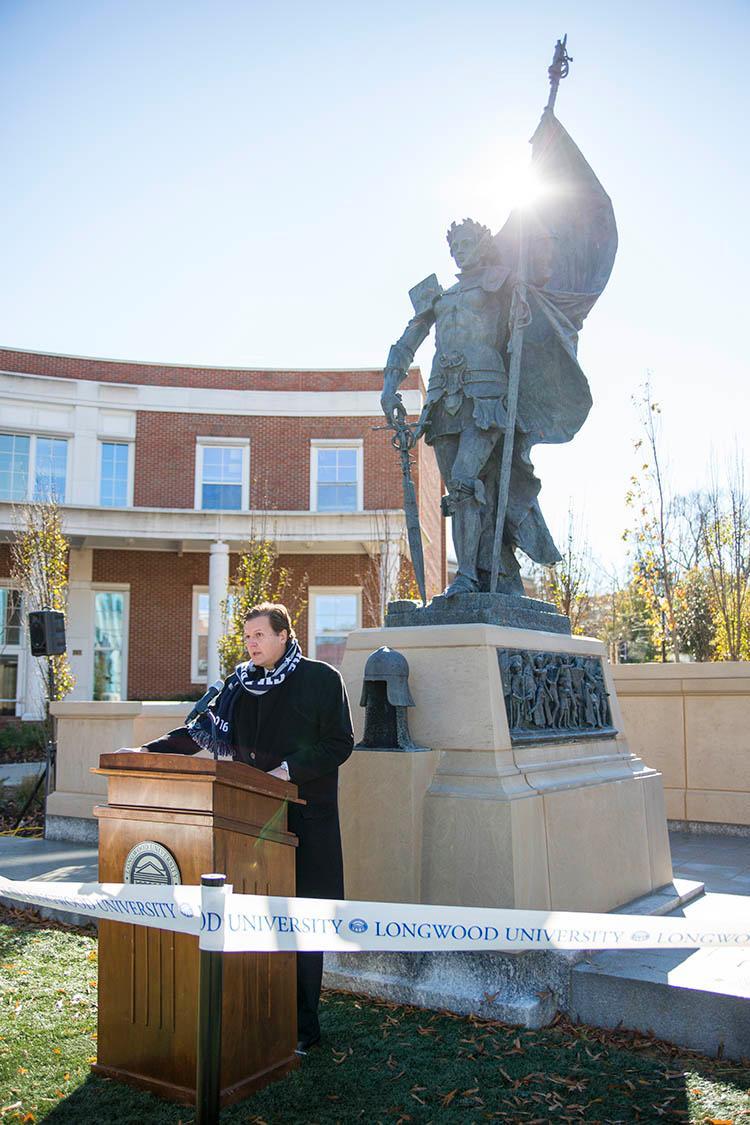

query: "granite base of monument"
left=386, top=593, right=571, bottom=635
left=324, top=947, right=581, bottom=1028
left=340, top=621, right=672, bottom=916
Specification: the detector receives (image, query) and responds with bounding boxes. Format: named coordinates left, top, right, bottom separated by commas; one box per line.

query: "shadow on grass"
left=40, top=991, right=750, bottom=1124
left=43, top=1074, right=194, bottom=1124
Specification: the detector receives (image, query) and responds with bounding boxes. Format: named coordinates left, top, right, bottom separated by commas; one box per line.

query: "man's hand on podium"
left=267, top=762, right=290, bottom=781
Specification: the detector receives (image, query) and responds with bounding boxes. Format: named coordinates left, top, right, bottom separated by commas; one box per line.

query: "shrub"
left=0, top=722, right=47, bottom=763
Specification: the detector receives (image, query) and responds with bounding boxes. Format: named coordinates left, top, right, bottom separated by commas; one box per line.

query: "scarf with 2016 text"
left=186, top=639, right=302, bottom=759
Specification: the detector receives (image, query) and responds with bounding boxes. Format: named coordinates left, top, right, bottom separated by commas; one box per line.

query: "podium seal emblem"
left=123, top=841, right=181, bottom=885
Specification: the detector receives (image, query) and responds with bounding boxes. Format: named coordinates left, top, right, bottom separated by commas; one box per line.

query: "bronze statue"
left=381, top=40, right=617, bottom=603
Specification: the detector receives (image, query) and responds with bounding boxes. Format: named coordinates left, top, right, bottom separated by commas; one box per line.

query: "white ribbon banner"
left=1, top=875, right=748, bottom=954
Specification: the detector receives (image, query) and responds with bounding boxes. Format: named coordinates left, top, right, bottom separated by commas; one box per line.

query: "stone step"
left=613, top=877, right=704, bottom=916
left=571, top=890, right=750, bottom=1060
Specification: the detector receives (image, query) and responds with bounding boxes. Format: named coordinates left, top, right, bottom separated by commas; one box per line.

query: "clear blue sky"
left=1, top=0, right=748, bottom=573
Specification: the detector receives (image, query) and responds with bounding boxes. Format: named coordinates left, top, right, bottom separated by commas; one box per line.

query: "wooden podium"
left=92, top=752, right=300, bottom=1106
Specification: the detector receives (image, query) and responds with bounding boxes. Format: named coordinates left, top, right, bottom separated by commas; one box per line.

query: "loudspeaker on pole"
left=28, top=610, right=67, bottom=656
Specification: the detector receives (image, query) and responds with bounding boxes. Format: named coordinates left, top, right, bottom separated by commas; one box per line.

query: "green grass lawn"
left=1, top=906, right=747, bottom=1124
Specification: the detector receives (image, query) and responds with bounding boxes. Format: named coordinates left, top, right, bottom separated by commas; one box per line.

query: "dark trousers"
left=289, top=803, right=344, bottom=1043
left=297, top=952, right=324, bottom=1041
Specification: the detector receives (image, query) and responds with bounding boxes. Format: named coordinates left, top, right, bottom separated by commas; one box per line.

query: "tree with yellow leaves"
left=217, top=531, right=306, bottom=679
left=624, top=381, right=695, bottom=661
left=693, top=455, right=750, bottom=661
left=10, top=499, right=75, bottom=706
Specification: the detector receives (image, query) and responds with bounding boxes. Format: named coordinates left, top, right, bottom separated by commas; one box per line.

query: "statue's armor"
left=413, top=265, right=521, bottom=442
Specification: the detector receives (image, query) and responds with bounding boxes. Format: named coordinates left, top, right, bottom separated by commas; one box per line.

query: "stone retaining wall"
left=612, top=662, right=750, bottom=827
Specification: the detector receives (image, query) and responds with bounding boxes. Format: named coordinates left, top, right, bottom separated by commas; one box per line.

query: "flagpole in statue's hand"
left=488, top=231, right=530, bottom=593
left=545, top=34, right=572, bottom=113
left=489, top=36, right=572, bottom=594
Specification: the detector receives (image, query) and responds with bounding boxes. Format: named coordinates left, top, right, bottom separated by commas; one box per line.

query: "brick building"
left=0, top=347, right=445, bottom=716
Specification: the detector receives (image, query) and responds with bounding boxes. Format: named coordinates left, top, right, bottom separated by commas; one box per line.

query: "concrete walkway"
left=0, top=835, right=97, bottom=884
left=0, top=762, right=45, bottom=787
left=670, top=827, right=750, bottom=894
left=0, top=826, right=745, bottom=901
left=0, top=836, right=98, bottom=925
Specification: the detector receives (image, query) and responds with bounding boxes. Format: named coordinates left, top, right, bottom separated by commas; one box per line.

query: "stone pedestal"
left=339, top=750, right=437, bottom=905
left=339, top=623, right=673, bottom=914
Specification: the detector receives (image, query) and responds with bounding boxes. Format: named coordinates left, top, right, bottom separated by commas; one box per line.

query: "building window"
left=0, top=588, right=22, bottom=647
left=0, top=433, right=69, bottom=503
left=100, top=442, right=131, bottom=507
left=308, top=588, right=361, bottom=667
left=310, top=441, right=363, bottom=512
left=0, top=434, right=30, bottom=501
left=93, top=591, right=127, bottom=701
left=34, top=438, right=68, bottom=501
left=192, top=588, right=235, bottom=683
left=0, top=587, right=22, bottom=716
left=191, top=588, right=210, bottom=683
left=0, top=656, right=18, bottom=717
left=195, top=439, right=249, bottom=511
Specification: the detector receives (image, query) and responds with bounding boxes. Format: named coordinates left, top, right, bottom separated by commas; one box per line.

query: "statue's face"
left=450, top=230, right=484, bottom=270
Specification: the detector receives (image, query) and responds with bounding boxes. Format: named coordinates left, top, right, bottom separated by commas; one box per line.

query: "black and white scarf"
left=235, top=638, right=302, bottom=695
left=186, top=639, right=302, bottom=759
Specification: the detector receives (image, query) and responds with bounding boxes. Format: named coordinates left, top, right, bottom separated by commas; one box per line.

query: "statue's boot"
left=443, top=572, right=479, bottom=597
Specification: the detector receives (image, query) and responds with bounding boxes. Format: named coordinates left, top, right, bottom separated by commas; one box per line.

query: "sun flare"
left=511, top=161, right=547, bottom=208
left=440, top=139, right=550, bottom=230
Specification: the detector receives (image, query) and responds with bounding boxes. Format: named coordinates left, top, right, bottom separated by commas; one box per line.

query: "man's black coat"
left=233, top=656, right=353, bottom=899
left=144, top=656, right=354, bottom=900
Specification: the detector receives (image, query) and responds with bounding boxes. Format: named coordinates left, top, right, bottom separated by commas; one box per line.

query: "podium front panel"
left=94, top=756, right=298, bottom=1105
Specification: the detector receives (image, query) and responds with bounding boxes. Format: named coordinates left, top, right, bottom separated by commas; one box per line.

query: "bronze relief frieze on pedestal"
left=497, top=648, right=616, bottom=744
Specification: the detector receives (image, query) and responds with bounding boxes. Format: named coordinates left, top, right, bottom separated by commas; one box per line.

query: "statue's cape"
left=494, top=110, right=618, bottom=446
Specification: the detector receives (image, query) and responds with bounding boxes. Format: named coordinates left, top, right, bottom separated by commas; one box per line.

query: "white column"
left=207, top=540, right=229, bottom=685
left=67, top=548, right=94, bottom=701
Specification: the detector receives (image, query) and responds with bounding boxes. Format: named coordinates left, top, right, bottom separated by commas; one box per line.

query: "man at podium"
left=135, top=602, right=354, bottom=1055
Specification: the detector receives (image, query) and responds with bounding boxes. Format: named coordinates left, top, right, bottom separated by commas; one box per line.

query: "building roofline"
left=0, top=343, right=418, bottom=377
